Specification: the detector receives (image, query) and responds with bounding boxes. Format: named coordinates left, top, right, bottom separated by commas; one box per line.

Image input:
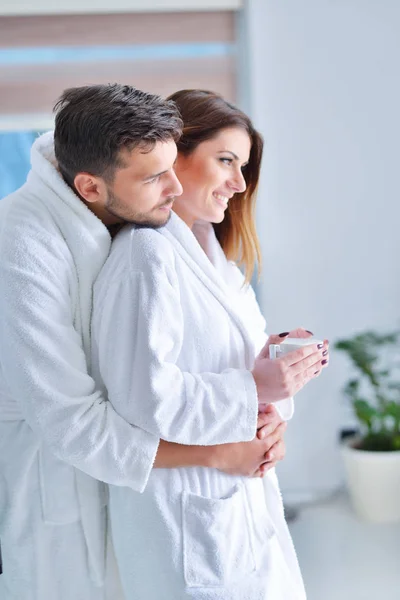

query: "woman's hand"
left=252, top=328, right=329, bottom=404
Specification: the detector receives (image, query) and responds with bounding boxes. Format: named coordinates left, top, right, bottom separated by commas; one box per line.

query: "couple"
left=0, top=84, right=328, bottom=599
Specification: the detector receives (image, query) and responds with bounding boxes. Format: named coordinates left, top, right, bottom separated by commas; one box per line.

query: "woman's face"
left=172, top=127, right=251, bottom=229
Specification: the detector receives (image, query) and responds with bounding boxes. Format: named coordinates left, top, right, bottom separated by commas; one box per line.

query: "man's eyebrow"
left=217, top=150, right=240, bottom=160
left=143, top=168, right=169, bottom=181
left=143, top=150, right=178, bottom=181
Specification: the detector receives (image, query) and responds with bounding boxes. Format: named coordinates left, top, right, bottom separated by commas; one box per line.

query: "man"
left=0, top=84, right=286, bottom=600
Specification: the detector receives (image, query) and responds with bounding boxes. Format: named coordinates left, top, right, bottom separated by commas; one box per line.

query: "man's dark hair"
left=53, top=84, right=183, bottom=187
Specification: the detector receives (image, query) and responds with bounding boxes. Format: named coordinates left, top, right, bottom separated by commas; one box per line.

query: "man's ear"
left=74, top=172, right=105, bottom=204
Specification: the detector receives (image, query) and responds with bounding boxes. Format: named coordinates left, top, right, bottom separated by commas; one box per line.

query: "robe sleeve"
left=92, top=242, right=259, bottom=445
left=0, top=217, right=159, bottom=492
left=242, top=282, right=294, bottom=421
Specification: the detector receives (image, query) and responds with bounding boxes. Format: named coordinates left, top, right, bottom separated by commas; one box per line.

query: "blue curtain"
left=0, top=131, right=38, bottom=199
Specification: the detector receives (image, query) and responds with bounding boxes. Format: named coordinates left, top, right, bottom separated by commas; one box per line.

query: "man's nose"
left=169, top=170, right=183, bottom=197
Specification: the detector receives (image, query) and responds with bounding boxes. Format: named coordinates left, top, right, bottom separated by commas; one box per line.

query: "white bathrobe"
left=0, top=132, right=259, bottom=600
left=91, top=213, right=306, bottom=599
left=0, top=132, right=145, bottom=600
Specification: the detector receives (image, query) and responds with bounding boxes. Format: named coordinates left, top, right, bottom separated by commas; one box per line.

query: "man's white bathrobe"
left=0, top=133, right=258, bottom=600
left=91, top=213, right=306, bottom=599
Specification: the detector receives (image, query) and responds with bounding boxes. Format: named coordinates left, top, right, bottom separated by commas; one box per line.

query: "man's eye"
left=147, top=175, right=160, bottom=184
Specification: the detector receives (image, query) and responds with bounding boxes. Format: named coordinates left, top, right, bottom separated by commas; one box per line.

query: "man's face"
left=93, top=139, right=183, bottom=228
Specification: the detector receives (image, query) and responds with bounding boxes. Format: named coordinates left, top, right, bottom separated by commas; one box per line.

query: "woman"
left=91, top=90, right=328, bottom=599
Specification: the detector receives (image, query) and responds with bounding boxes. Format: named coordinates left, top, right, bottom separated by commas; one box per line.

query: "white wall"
left=245, top=0, right=400, bottom=500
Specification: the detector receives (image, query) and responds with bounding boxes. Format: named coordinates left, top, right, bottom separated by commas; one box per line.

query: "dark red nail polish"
left=306, top=330, right=314, bottom=335
left=314, top=371, right=320, bottom=375
left=322, top=350, right=328, bottom=356
left=317, top=343, right=324, bottom=349
left=321, top=359, right=328, bottom=365
left=279, top=332, right=289, bottom=338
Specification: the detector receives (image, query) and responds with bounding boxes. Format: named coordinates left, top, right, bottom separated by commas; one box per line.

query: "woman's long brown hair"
left=167, top=89, right=263, bottom=284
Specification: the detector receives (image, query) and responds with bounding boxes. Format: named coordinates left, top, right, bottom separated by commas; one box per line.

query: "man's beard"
left=105, top=188, right=173, bottom=229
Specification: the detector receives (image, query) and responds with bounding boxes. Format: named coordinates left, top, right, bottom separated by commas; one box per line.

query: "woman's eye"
left=219, top=157, right=233, bottom=165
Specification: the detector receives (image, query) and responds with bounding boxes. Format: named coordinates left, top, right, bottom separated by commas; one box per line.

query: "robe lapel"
left=162, top=213, right=256, bottom=366
left=28, top=132, right=111, bottom=364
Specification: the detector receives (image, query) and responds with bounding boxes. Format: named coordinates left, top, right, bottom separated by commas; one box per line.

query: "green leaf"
left=335, top=328, right=400, bottom=447
left=343, top=379, right=360, bottom=399
left=379, top=370, right=390, bottom=378
left=383, top=401, right=400, bottom=421
left=353, top=399, right=378, bottom=428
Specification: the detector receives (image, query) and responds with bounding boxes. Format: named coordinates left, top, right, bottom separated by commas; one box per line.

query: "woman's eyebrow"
left=217, top=150, right=239, bottom=160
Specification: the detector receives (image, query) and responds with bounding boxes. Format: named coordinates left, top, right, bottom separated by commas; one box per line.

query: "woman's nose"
left=229, top=169, right=246, bottom=193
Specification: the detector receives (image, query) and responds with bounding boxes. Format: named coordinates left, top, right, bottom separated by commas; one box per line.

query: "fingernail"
left=322, top=350, right=328, bottom=356
left=314, top=370, right=320, bottom=375
left=321, top=359, right=328, bottom=365
left=306, top=330, right=314, bottom=335
left=317, top=343, right=324, bottom=349
left=279, top=332, right=289, bottom=337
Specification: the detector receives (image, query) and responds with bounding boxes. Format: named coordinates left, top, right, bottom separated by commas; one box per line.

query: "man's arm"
left=0, top=218, right=161, bottom=491
left=0, top=212, right=269, bottom=491
left=155, top=406, right=286, bottom=477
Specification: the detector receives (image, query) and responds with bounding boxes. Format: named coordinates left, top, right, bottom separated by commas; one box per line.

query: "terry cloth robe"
left=0, top=132, right=257, bottom=600
left=193, top=220, right=306, bottom=596
left=91, top=212, right=307, bottom=600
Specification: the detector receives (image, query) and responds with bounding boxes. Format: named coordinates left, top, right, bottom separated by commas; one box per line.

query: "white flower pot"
left=341, top=438, right=400, bottom=523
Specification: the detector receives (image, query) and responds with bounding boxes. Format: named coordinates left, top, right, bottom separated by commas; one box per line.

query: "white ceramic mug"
left=269, top=337, right=323, bottom=359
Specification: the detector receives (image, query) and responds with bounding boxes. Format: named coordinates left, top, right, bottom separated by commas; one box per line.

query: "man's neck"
left=107, top=223, right=125, bottom=238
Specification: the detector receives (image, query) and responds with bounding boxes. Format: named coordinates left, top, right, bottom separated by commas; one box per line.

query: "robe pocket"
left=182, top=483, right=257, bottom=588
left=38, top=448, right=81, bottom=524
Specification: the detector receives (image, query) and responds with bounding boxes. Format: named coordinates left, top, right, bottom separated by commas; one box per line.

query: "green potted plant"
left=335, top=330, right=400, bottom=523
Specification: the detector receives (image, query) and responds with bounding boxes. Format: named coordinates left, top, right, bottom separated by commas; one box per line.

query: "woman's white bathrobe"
left=91, top=213, right=306, bottom=599
left=0, top=133, right=258, bottom=600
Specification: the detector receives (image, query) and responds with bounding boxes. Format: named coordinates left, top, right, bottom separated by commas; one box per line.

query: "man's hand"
left=255, top=406, right=287, bottom=476
left=209, top=404, right=286, bottom=478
